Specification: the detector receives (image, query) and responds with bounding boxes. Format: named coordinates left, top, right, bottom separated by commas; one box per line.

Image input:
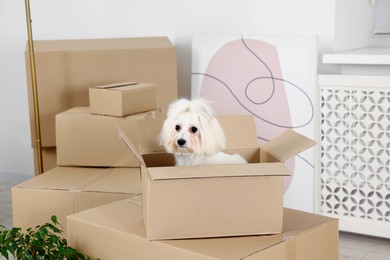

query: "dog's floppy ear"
left=198, top=114, right=226, bottom=155
left=157, top=115, right=174, bottom=153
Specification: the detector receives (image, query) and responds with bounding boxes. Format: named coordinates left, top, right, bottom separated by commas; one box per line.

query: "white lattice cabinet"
left=319, top=74, right=390, bottom=238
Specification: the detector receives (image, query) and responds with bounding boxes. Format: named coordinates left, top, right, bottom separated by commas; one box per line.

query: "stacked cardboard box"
left=20, top=35, right=339, bottom=258
left=55, top=107, right=157, bottom=167
left=67, top=197, right=339, bottom=260
left=25, top=37, right=177, bottom=174
left=13, top=78, right=162, bottom=237
left=13, top=37, right=178, bottom=238
left=12, top=167, right=141, bottom=238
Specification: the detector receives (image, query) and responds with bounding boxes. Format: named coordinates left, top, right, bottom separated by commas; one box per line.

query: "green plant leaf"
left=1, top=248, right=10, bottom=260
left=51, top=215, right=58, bottom=225
left=0, top=215, right=98, bottom=259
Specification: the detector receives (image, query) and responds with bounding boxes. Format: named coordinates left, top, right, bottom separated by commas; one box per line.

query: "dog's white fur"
left=159, top=98, right=247, bottom=166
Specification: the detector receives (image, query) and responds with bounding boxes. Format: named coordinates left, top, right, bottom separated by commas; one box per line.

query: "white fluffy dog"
left=159, top=98, right=247, bottom=166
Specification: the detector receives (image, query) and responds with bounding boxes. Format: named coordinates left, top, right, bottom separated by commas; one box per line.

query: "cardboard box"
left=89, top=82, right=156, bottom=117
left=25, top=37, right=177, bottom=149
left=67, top=198, right=339, bottom=260
left=33, top=146, right=57, bottom=175
left=56, top=107, right=156, bottom=167
left=12, top=166, right=141, bottom=238
left=119, top=115, right=316, bottom=240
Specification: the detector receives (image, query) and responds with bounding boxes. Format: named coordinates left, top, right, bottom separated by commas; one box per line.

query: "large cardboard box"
left=12, top=166, right=141, bottom=238
left=89, top=82, right=156, bottom=117
left=119, top=115, right=316, bottom=240
left=67, top=198, right=339, bottom=260
left=56, top=107, right=156, bottom=167
left=25, top=37, right=178, bottom=173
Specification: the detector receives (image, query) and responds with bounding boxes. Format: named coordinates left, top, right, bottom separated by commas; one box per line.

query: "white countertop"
left=322, top=47, right=390, bottom=65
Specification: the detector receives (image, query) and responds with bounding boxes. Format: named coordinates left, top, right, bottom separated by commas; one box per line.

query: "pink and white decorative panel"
left=191, top=35, right=318, bottom=212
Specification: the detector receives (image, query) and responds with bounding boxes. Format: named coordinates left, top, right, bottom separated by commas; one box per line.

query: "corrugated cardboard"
left=119, top=115, right=316, bottom=240
left=25, top=36, right=177, bottom=148
left=33, top=147, right=57, bottom=175
left=89, top=82, right=156, bottom=117
left=12, top=166, right=141, bottom=238
left=56, top=107, right=156, bottom=167
left=67, top=197, right=339, bottom=260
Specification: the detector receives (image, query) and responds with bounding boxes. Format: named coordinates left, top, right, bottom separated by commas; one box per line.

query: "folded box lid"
left=261, top=129, right=316, bottom=162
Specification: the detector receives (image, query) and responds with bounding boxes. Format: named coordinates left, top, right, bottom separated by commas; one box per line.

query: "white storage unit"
left=319, top=48, right=390, bottom=238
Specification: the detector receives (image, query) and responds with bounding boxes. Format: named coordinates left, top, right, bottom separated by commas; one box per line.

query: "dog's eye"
left=190, top=127, right=198, bottom=133
left=175, top=125, right=181, bottom=132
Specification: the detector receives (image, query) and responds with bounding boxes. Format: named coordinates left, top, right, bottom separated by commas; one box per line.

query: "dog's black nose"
left=177, top=139, right=186, bottom=146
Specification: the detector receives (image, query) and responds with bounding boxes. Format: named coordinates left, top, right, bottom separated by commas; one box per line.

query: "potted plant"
left=0, top=215, right=96, bottom=259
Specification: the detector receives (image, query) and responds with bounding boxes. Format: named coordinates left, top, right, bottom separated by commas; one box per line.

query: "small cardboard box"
left=25, top=37, right=177, bottom=150
left=67, top=197, right=339, bottom=260
left=119, top=115, right=316, bottom=240
left=12, top=167, right=141, bottom=238
left=89, top=82, right=156, bottom=117
left=56, top=107, right=156, bottom=167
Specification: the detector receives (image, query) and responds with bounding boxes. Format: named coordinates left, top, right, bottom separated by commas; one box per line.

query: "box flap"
left=137, top=117, right=166, bottom=153
left=217, top=115, right=258, bottom=150
left=118, top=127, right=146, bottom=167
left=261, top=129, right=316, bottom=162
left=148, top=162, right=290, bottom=180
left=137, top=115, right=258, bottom=154
left=91, top=82, right=138, bottom=90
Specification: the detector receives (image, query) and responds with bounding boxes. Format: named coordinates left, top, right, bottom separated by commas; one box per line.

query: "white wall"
left=1, top=0, right=373, bottom=176
left=334, top=0, right=372, bottom=51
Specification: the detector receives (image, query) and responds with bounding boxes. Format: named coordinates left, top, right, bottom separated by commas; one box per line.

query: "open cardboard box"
left=89, top=82, right=156, bottom=117
left=119, top=115, right=316, bottom=240
left=67, top=197, right=339, bottom=260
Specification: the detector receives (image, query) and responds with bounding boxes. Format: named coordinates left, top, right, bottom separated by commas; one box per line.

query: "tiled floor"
left=339, top=232, right=390, bottom=260
left=1, top=172, right=390, bottom=259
